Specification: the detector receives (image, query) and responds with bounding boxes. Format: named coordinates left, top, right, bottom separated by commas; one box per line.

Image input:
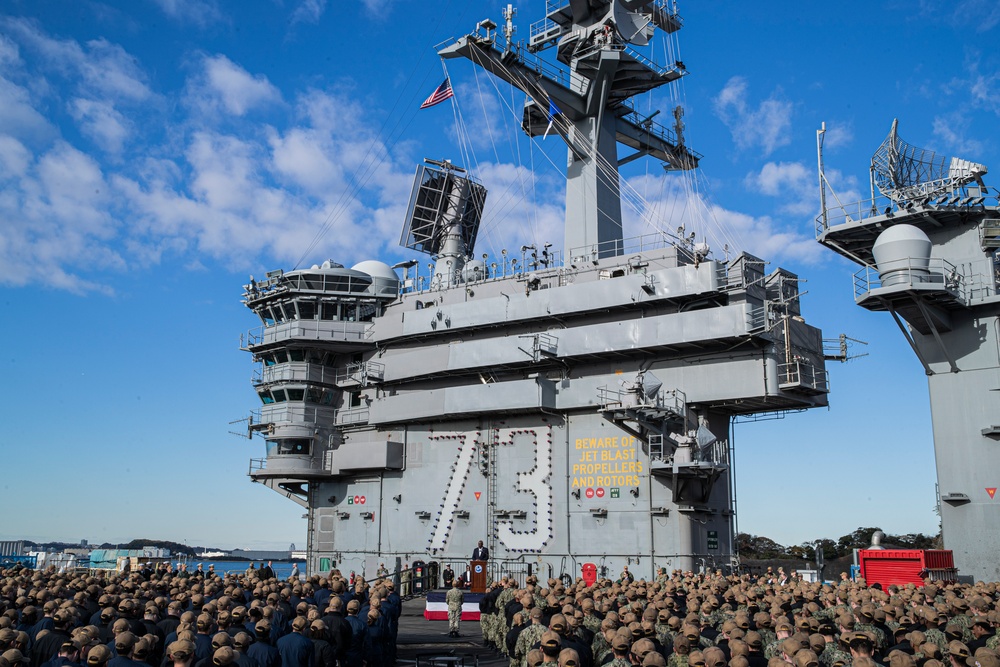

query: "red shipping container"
left=858, top=549, right=957, bottom=588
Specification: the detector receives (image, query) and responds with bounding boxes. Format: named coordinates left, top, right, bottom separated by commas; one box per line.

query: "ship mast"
left=438, top=0, right=699, bottom=261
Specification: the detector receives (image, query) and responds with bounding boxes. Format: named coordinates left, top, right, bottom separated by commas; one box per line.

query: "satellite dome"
left=351, top=260, right=400, bottom=296
left=872, top=224, right=932, bottom=287
left=351, top=260, right=399, bottom=282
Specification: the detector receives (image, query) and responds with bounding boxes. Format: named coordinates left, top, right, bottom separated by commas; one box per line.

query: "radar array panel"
left=400, top=160, right=487, bottom=257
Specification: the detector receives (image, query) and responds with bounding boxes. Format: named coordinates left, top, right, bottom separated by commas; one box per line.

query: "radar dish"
left=872, top=119, right=987, bottom=203
left=399, top=160, right=487, bottom=257
left=612, top=1, right=653, bottom=46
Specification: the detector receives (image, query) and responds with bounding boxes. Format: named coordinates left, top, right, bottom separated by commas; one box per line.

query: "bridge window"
left=297, top=301, right=316, bottom=320
left=258, top=391, right=274, bottom=404
left=272, top=389, right=287, bottom=402
left=321, top=303, right=339, bottom=321
left=267, top=439, right=312, bottom=455
left=287, top=388, right=305, bottom=401
left=289, top=350, right=305, bottom=362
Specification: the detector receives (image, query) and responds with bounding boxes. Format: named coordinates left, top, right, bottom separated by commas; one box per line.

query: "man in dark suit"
left=472, top=540, right=489, bottom=561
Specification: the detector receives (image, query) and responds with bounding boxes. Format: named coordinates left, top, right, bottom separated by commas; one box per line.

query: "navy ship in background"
left=238, top=0, right=838, bottom=581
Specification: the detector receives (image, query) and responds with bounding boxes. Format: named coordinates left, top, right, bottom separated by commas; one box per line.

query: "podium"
left=470, top=560, right=487, bottom=593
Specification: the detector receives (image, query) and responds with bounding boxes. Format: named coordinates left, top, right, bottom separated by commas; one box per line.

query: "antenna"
left=502, top=4, right=516, bottom=55
left=817, top=122, right=828, bottom=231
left=871, top=119, right=987, bottom=204
left=229, top=414, right=253, bottom=440
left=823, top=334, right=869, bottom=363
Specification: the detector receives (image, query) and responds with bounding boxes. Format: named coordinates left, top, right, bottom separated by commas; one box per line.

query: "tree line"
left=736, top=526, right=941, bottom=561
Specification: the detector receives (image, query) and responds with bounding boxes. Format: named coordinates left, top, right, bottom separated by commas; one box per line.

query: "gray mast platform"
left=437, top=0, right=698, bottom=259
left=817, top=121, right=999, bottom=582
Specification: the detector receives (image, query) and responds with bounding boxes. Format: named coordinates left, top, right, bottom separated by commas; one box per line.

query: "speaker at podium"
left=469, top=560, right=487, bottom=593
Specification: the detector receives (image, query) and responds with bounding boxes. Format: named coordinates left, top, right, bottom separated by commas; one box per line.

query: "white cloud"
left=919, top=0, right=1000, bottom=32
left=0, top=141, right=121, bottom=293
left=269, top=127, right=339, bottom=194
left=933, top=113, right=985, bottom=156
left=474, top=161, right=564, bottom=257
left=0, top=33, right=20, bottom=70
left=70, top=98, right=131, bottom=154
left=452, top=80, right=524, bottom=155
left=0, top=18, right=553, bottom=293
left=823, top=121, right=854, bottom=150
left=746, top=160, right=862, bottom=229
left=624, top=173, right=825, bottom=266
left=713, top=76, right=793, bottom=156
left=0, top=76, right=53, bottom=139
left=79, top=39, right=152, bottom=102
left=967, top=66, right=1000, bottom=116
left=0, top=135, right=31, bottom=180
left=4, top=19, right=152, bottom=103
left=291, top=0, right=327, bottom=25
left=149, top=0, right=224, bottom=27
left=194, top=54, right=282, bottom=117
left=745, top=161, right=817, bottom=216
left=361, top=0, right=392, bottom=16
left=750, top=162, right=812, bottom=198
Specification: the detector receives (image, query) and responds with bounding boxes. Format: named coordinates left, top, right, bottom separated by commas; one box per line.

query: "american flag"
left=420, top=77, right=455, bottom=109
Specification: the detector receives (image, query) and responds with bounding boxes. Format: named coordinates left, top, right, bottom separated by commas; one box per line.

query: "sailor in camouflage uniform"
left=922, top=608, right=949, bottom=652
left=753, top=612, right=776, bottom=649
left=667, top=636, right=692, bottom=667
left=763, top=621, right=794, bottom=660
left=816, top=625, right=851, bottom=667
left=855, top=606, right=887, bottom=652
left=539, top=631, right=562, bottom=667
left=949, top=601, right=974, bottom=643
left=491, top=579, right=517, bottom=648
left=581, top=600, right=602, bottom=636
left=606, top=632, right=633, bottom=667
left=515, top=609, right=547, bottom=667
left=446, top=580, right=464, bottom=637
left=655, top=610, right=676, bottom=649
left=592, top=626, right=614, bottom=666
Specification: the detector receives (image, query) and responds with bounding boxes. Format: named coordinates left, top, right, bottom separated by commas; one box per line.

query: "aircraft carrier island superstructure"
left=817, top=121, right=1000, bottom=582
left=239, top=1, right=834, bottom=580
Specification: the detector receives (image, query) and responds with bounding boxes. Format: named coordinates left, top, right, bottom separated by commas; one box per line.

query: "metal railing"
left=816, top=187, right=1000, bottom=237
left=252, top=404, right=334, bottom=429
left=336, top=361, right=385, bottom=386
left=244, top=320, right=371, bottom=349
left=254, top=362, right=340, bottom=386
left=530, top=0, right=682, bottom=47
left=852, top=257, right=961, bottom=300
left=336, top=407, right=370, bottom=425
left=649, top=436, right=730, bottom=466
left=777, top=360, right=829, bottom=393
left=598, top=385, right=686, bottom=415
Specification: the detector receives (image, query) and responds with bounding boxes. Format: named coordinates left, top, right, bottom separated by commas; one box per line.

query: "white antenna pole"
left=817, top=122, right=828, bottom=231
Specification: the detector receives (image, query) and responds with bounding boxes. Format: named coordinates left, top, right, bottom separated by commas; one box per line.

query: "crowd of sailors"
left=1, top=563, right=999, bottom=667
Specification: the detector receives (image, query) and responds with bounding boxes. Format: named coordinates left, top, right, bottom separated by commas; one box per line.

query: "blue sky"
left=2, top=0, right=998, bottom=551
